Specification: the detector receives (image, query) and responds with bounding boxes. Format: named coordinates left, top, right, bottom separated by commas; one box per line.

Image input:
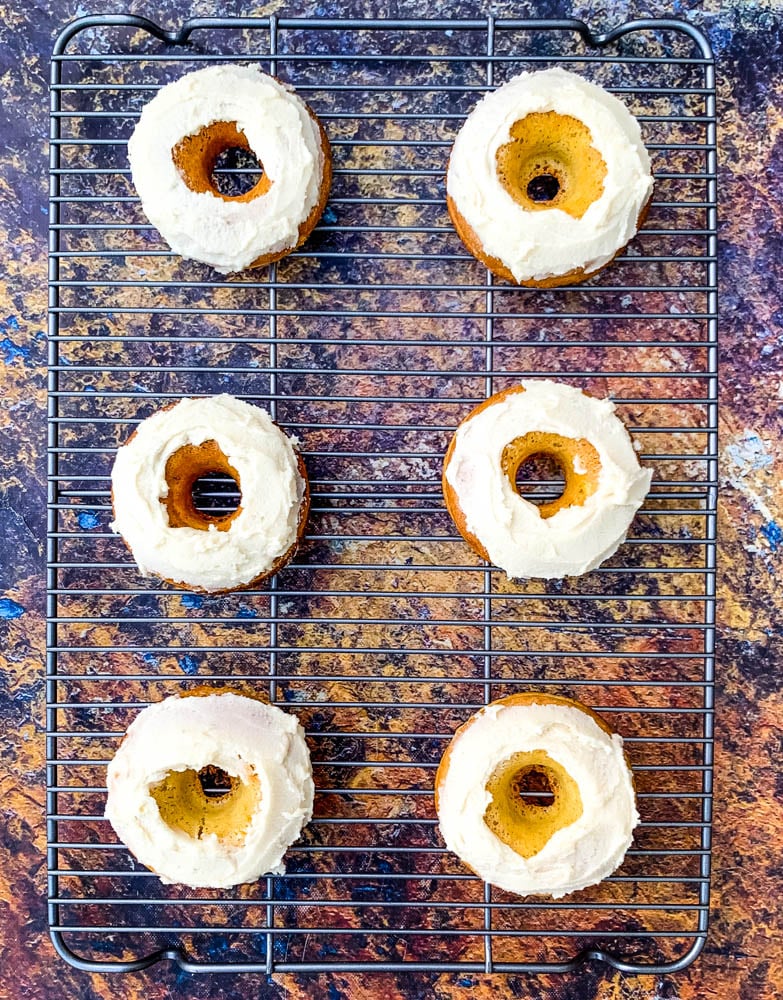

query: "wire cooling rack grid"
left=47, top=14, right=717, bottom=976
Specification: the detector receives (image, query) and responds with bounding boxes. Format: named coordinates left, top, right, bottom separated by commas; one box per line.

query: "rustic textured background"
left=1, top=0, right=781, bottom=997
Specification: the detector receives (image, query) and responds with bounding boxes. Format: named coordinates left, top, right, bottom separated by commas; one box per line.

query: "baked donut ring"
left=435, top=693, right=639, bottom=898
left=447, top=68, right=653, bottom=286
left=110, top=394, right=309, bottom=592
left=105, top=690, right=314, bottom=888
left=442, top=380, right=651, bottom=579
left=128, top=65, right=332, bottom=273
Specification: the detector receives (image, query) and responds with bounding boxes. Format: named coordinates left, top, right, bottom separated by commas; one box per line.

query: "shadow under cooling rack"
left=47, top=13, right=717, bottom=976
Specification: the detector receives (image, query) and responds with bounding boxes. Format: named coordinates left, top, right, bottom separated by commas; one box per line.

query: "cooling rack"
left=47, top=14, right=717, bottom=976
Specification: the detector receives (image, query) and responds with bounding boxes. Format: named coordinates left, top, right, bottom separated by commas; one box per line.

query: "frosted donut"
left=447, top=68, right=654, bottom=286
left=435, top=693, right=639, bottom=898
left=110, top=394, right=309, bottom=592
left=442, top=381, right=652, bottom=579
left=128, top=65, right=332, bottom=273
left=105, top=691, right=314, bottom=888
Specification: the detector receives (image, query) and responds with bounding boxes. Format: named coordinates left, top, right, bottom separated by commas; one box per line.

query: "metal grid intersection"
left=47, top=14, right=717, bottom=976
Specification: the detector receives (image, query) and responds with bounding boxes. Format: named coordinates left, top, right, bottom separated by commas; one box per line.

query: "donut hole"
left=173, top=120, right=273, bottom=204
left=502, top=430, right=601, bottom=520
left=150, top=765, right=261, bottom=842
left=513, top=765, right=555, bottom=807
left=484, top=750, right=584, bottom=859
left=190, top=471, right=242, bottom=521
left=211, top=145, right=264, bottom=199
left=198, top=764, right=234, bottom=799
left=496, top=112, right=607, bottom=218
left=526, top=173, right=560, bottom=203
left=514, top=451, right=566, bottom=508
left=162, top=440, right=242, bottom=532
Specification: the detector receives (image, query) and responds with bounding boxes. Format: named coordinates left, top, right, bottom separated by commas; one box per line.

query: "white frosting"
left=447, top=68, right=653, bottom=282
left=444, top=381, right=652, bottom=579
left=128, top=65, right=326, bottom=272
left=437, top=700, right=639, bottom=897
left=105, top=693, right=314, bottom=888
left=110, top=394, right=306, bottom=592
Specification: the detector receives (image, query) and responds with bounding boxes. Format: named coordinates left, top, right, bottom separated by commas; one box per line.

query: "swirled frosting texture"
left=128, top=65, right=325, bottom=272
left=110, top=394, right=306, bottom=592
left=444, top=381, right=652, bottom=579
left=105, top=693, right=314, bottom=888
left=436, top=700, right=638, bottom=897
left=447, top=68, right=653, bottom=282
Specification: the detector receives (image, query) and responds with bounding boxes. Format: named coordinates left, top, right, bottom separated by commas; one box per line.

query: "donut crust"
left=494, top=112, right=608, bottom=220
left=447, top=190, right=651, bottom=287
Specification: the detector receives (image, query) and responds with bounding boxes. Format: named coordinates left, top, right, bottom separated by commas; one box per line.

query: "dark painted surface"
left=1, top=0, right=781, bottom=997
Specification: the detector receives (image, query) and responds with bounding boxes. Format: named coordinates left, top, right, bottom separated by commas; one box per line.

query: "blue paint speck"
left=142, top=652, right=158, bottom=666
left=179, top=654, right=199, bottom=675
left=327, top=983, right=344, bottom=1000
left=274, top=876, right=306, bottom=901
left=180, top=593, right=203, bottom=609
left=0, top=597, right=24, bottom=620
left=204, top=936, right=233, bottom=962
left=457, top=978, right=475, bottom=988
left=237, top=605, right=256, bottom=618
left=726, top=433, right=773, bottom=474
left=707, top=24, right=733, bottom=56
left=761, top=520, right=782, bottom=551
left=322, top=205, right=338, bottom=224
left=0, top=318, right=24, bottom=363
left=174, top=968, right=193, bottom=990
left=77, top=510, right=100, bottom=530
left=0, top=337, right=27, bottom=364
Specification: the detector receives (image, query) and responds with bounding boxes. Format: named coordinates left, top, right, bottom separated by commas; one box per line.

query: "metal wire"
left=47, top=13, right=717, bottom=977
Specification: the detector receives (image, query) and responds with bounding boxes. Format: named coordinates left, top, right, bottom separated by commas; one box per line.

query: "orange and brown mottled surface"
left=0, top=1, right=781, bottom=998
